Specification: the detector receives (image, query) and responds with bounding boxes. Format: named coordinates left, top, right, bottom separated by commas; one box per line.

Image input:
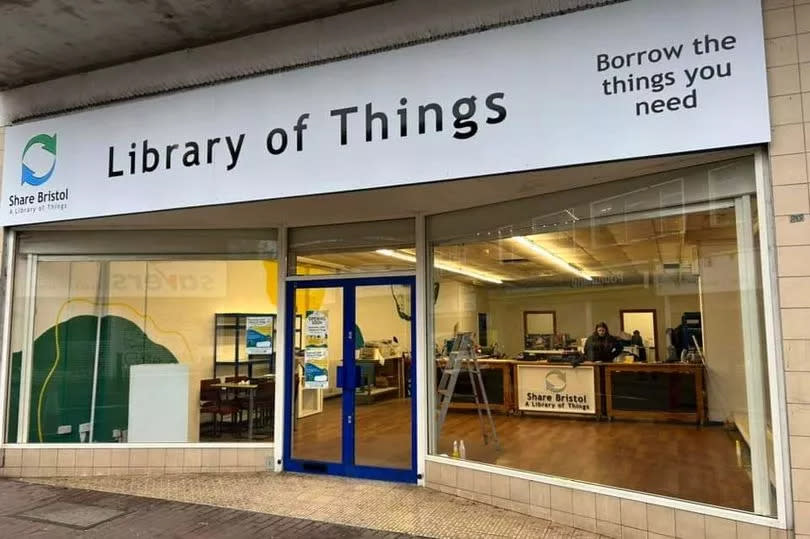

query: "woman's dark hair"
left=594, top=322, right=609, bottom=334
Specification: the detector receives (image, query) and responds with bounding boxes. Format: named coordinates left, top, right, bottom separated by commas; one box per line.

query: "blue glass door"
left=283, top=276, right=416, bottom=483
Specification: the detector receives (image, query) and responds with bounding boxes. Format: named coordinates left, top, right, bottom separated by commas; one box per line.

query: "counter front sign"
left=1, top=0, right=769, bottom=225
left=517, top=365, right=597, bottom=415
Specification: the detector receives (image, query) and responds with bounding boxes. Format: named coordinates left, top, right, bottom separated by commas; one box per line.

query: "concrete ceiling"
left=0, top=0, right=391, bottom=90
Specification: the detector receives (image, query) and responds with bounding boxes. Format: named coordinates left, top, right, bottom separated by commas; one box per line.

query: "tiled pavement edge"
left=22, top=472, right=586, bottom=538
left=0, top=478, right=422, bottom=538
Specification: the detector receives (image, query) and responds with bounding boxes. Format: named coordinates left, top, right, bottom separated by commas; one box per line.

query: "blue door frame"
left=282, top=276, right=417, bottom=483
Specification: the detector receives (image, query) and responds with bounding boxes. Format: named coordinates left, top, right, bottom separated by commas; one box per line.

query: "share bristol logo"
left=21, top=134, right=57, bottom=186
left=545, top=370, right=567, bottom=393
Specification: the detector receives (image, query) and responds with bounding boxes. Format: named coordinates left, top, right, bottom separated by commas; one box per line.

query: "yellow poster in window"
left=304, top=310, right=328, bottom=388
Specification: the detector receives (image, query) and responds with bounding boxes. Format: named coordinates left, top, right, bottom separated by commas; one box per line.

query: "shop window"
left=427, top=157, right=776, bottom=516
left=288, top=219, right=415, bottom=276
left=6, top=255, right=279, bottom=445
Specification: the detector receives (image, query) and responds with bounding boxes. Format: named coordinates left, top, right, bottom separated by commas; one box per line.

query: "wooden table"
left=603, top=362, right=706, bottom=424
left=213, top=382, right=259, bottom=439
left=355, top=355, right=406, bottom=404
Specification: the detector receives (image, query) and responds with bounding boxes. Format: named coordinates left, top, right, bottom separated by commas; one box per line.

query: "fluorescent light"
left=511, top=236, right=593, bottom=281
left=296, top=256, right=349, bottom=271
left=434, top=261, right=504, bottom=285
left=375, top=249, right=416, bottom=263
left=375, top=249, right=504, bottom=284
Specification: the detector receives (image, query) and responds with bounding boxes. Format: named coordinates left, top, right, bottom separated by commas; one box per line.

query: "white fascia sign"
left=1, top=0, right=769, bottom=225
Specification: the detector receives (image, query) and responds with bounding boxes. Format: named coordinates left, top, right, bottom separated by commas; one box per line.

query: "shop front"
left=0, top=0, right=795, bottom=535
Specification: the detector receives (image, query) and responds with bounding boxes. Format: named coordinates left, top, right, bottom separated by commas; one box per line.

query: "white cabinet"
left=128, top=364, right=190, bottom=442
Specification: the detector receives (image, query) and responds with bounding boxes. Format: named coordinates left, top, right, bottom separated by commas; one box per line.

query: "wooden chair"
left=253, top=380, right=275, bottom=431
left=222, top=375, right=250, bottom=422
left=199, top=378, right=240, bottom=437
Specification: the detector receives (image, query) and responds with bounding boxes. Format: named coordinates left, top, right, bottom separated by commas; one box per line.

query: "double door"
left=283, top=276, right=416, bottom=482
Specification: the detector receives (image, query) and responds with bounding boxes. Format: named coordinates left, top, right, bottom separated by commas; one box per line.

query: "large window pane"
left=28, top=260, right=101, bottom=443
left=7, top=257, right=280, bottom=444
left=291, top=286, right=343, bottom=463
left=428, top=158, right=775, bottom=515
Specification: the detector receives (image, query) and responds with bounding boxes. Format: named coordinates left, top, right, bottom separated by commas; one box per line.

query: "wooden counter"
left=435, top=358, right=514, bottom=413
left=435, top=356, right=707, bottom=424
left=604, top=362, right=706, bottom=424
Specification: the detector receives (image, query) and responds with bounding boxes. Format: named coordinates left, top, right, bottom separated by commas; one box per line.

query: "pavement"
left=6, top=472, right=592, bottom=538
left=0, top=478, right=421, bottom=538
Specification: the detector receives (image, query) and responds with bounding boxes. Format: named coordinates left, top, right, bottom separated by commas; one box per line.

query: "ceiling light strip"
left=375, top=249, right=503, bottom=284
left=512, top=236, right=593, bottom=281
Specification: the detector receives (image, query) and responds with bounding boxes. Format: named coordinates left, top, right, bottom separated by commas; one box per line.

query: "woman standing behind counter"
left=584, top=322, right=622, bottom=362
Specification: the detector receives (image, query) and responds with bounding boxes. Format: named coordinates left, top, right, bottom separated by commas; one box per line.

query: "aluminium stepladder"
left=436, top=332, right=501, bottom=449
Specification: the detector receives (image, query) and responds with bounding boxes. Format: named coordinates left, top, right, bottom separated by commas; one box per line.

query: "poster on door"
left=304, top=310, right=329, bottom=389
left=245, top=316, right=274, bottom=355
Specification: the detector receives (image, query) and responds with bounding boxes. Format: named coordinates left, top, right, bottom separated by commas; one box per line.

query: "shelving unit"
left=214, top=313, right=277, bottom=379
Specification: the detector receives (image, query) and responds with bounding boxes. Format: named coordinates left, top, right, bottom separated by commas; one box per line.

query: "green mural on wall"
left=7, top=315, right=178, bottom=443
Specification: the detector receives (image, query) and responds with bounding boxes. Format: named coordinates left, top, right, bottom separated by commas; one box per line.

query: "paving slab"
left=0, top=478, right=422, bottom=538
left=22, top=472, right=591, bottom=538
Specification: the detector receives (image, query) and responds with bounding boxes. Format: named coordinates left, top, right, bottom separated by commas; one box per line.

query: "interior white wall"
left=699, top=245, right=749, bottom=423
left=483, top=284, right=700, bottom=359
left=355, top=285, right=412, bottom=352
left=433, top=279, right=479, bottom=349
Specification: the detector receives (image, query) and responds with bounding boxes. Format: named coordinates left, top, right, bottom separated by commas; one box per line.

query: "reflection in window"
left=7, top=260, right=279, bottom=444
left=289, top=219, right=415, bottom=276
left=428, top=159, right=775, bottom=516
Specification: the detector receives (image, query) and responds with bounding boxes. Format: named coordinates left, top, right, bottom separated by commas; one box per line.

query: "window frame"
left=424, top=150, right=790, bottom=528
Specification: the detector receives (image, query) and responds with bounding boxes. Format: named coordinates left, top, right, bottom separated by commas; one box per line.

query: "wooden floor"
left=293, top=396, right=412, bottom=469
left=293, top=397, right=754, bottom=511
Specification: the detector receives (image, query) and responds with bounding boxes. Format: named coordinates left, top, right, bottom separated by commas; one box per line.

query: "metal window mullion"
left=754, top=149, right=790, bottom=526
left=415, top=214, right=427, bottom=483
left=88, top=261, right=109, bottom=443
left=735, top=195, right=771, bottom=515
left=287, top=271, right=416, bottom=282
left=274, top=226, right=287, bottom=472
left=425, top=224, right=437, bottom=456
left=17, top=254, right=37, bottom=443
left=0, top=231, right=17, bottom=444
